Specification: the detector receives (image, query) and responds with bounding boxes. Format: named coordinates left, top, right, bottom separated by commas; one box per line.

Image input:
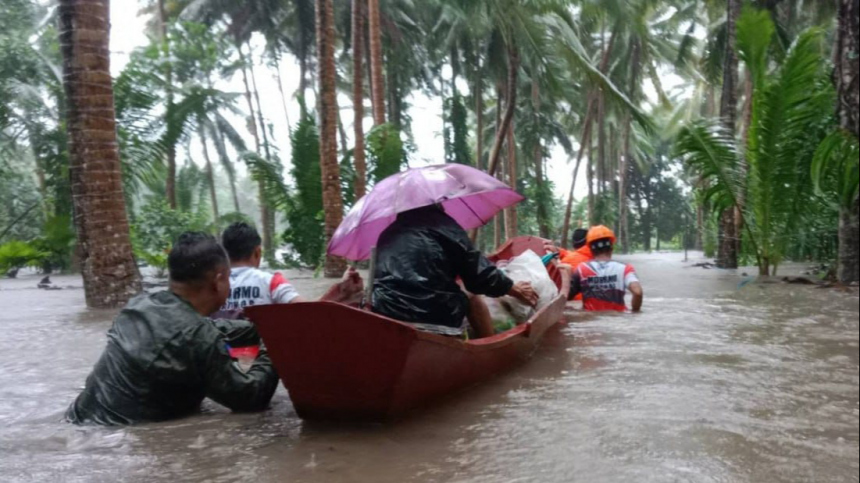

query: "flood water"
left=0, top=252, right=857, bottom=483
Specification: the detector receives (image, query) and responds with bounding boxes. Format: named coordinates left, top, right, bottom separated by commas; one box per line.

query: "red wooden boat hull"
left=246, top=237, right=570, bottom=422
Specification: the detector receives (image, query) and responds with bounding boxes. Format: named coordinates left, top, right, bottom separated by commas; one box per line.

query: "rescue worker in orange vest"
left=545, top=228, right=593, bottom=301
left=568, top=226, right=644, bottom=313
left=558, top=228, right=592, bottom=270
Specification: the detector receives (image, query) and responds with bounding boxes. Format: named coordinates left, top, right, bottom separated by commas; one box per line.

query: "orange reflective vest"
left=559, top=246, right=593, bottom=301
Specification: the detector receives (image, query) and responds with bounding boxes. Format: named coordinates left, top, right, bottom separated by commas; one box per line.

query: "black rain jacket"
left=372, top=206, right=514, bottom=329
left=66, top=291, right=279, bottom=426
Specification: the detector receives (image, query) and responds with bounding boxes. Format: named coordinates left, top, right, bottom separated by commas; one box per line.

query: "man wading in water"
left=66, top=232, right=363, bottom=426
left=568, top=226, right=644, bottom=313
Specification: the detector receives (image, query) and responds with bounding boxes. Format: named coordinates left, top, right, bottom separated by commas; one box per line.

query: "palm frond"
left=674, top=121, right=744, bottom=216
left=240, top=151, right=291, bottom=212
left=812, top=130, right=860, bottom=209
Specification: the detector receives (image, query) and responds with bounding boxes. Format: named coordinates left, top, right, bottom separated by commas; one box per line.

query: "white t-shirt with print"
left=223, top=267, right=300, bottom=310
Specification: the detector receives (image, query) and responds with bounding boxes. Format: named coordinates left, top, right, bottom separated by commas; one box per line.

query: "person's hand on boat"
left=508, top=281, right=539, bottom=308
left=320, top=268, right=365, bottom=306
left=543, top=242, right=560, bottom=255
left=344, top=267, right=364, bottom=292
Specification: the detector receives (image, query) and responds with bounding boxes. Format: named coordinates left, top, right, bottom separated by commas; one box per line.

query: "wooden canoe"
left=245, top=236, right=571, bottom=422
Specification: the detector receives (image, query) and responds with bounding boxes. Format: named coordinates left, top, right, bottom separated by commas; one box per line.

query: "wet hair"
left=572, top=229, right=589, bottom=250
left=168, top=232, right=229, bottom=284
left=590, top=238, right=614, bottom=257
left=221, top=222, right=262, bottom=262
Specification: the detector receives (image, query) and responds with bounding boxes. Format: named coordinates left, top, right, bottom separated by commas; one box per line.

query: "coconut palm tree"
left=677, top=10, right=835, bottom=276
left=58, top=0, right=141, bottom=308
left=814, top=0, right=859, bottom=283
left=368, top=0, right=386, bottom=125
left=715, top=0, right=742, bottom=269
left=352, top=0, right=367, bottom=199
left=317, top=0, right=346, bottom=277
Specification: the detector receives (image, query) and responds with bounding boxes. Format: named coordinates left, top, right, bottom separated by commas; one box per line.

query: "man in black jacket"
left=66, top=232, right=280, bottom=426
left=372, top=205, right=538, bottom=338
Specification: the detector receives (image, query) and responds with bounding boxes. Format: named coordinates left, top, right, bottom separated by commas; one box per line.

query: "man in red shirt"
left=568, top=226, right=644, bottom=313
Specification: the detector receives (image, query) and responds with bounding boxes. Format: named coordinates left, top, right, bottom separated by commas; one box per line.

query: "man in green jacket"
left=66, top=232, right=280, bottom=426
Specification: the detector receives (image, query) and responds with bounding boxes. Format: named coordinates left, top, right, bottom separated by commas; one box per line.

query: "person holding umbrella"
left=328, top=165, right=540, bottom=339
left=372, top=204, right=538, bottom=338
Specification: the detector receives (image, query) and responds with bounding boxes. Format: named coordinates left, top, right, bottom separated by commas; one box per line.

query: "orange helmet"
left=587, top=225, right=617, bottom=246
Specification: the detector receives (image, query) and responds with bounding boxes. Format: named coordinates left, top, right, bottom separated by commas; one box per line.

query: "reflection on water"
left=0, top=253, right=857, bottom=483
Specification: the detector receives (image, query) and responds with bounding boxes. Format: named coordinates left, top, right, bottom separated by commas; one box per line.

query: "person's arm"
left=629, top=282, right=644, bottom=313
left=568, top=268, right=582, bottom=301
left=447, top=227, right=514, bottom=298
left=508, top=281, right=539, bottom=307
left=319, top=267, right=364, bottom=305
left=198, top=323, right=279, bottom=413
left=624, top=265, right=643, bottom=313
left=270, top=273, right=302, bottom=304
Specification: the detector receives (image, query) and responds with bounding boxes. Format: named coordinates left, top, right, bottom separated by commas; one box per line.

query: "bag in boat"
left=496, top=250, right=559, bottom=323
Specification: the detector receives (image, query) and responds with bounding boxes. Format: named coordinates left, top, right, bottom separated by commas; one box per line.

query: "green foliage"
left=676, top=16, right=836, bottom=273
left=31, top=215, right=75, bottom=273
left=592, top=192, right=618, bottom=229
left=367, top=124, right=407, bottom=184
left=282, top=112, right=324, bottom=268
left=627, top=138, right=689, bottom=252
left=131, top=199, right=210, bottom=265
left=812, top=130, right=860, bottom=210
left=444, top=93, right=472, bottom=165
left=140, top=250, right=169, bottom=279
left=703, top=215, right=718, bottom=258
left=0, top=241, right=47, bottom=275
left=0, top=168, right=42, bottom=242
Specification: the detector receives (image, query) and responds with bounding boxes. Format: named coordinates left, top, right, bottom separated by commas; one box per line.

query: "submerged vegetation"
left=0, top=0, right=856, bottom=306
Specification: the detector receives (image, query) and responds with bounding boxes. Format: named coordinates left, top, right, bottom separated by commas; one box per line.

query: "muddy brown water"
left=0, top=253, right=857, bottom=483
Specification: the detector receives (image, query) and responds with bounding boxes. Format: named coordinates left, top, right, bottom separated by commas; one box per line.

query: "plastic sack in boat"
left=486, top=297, right=518, bottom=333
left=499, top=250, right=559, bottom=322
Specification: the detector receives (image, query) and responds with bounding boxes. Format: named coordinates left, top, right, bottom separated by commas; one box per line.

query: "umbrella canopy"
left=328, top=164, right=524, bottom=260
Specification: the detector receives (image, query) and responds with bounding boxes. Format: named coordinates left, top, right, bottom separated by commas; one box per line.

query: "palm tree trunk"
left=487, top=45, right=519, bottom=177
left=619, top=41, right=641, bottom=255
left=737, top=67, right=754, bottom=258
left=587, top=136, right=595, bottom=225
left=210, top=122, right=241, bottom=213
left=248, top=46, right=277, bottom=263
left=561, top=157, right=582, bottom=248
left=58, top=0, right=141, bottom=308
left=157, top=0, right=177, bottom=209
left=199, top=125, right=220, bottom=227
left=597, top=91, right=607, bottom=196
left=299, top=54, right=310, bottom=107
left=352, top=0, right=367, bottom=199
left=475, top=69, right=484, bottom=169
left=562, top=95, right=597, bottom=247
left=337, top=107, right=350, bottom=155
left=468, top=83, right=501, bottom=243
left=25, top=123, right=51, bottom=218
left=274, top=52, right=293, bottom=132
left=237, top=44, right=271, bottom=250
left=696, top=198, right=705, bottom=251
left=368, top=0, right=386, bottom=126
left=839, top=199, right=859, bottom=283
left=505, top=121, right=518, bottom=240
left=318, top=0, right=347, bottom=277
left=717, top=0, right=741, bottom=270
left=620, top=119, right=631, bottom=254
left=386, top=53, right=403, bottom=130
left=531, top=80, right=550, bottom=239
left=836, top=0, right=859, bottom=283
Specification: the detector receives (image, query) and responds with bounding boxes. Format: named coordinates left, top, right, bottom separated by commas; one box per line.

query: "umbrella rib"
left=458, top=197, right=487, bottom=226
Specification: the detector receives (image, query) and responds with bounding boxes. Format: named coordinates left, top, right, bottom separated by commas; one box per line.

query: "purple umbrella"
left=328, top=164, right=524, bottom=261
